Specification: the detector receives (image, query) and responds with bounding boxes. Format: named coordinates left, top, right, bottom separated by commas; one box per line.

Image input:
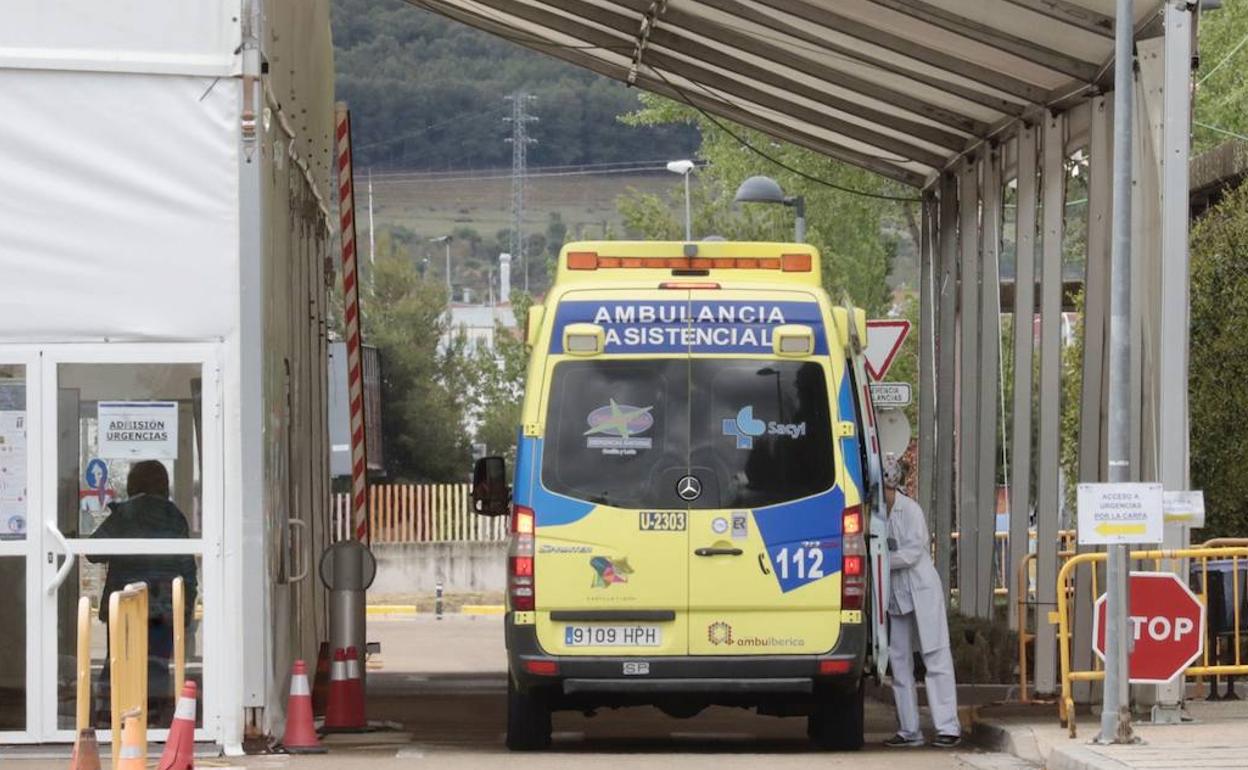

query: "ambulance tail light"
left=566, top=251, right=599, bottom=270
left=781, top=253, right=812, bottom=272
left=818, top=658, right=852, bottom=675
left=510, top=504, right=536, bottom=611
left=842, top=504, right=866, bottom=611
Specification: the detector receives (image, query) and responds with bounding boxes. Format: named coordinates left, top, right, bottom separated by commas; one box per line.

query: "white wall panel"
left=0, top=0, right=238, bottom=75
left=0, top=71, right=239, bottom=343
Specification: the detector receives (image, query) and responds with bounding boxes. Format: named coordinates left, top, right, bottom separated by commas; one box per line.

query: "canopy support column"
left=1008, top=124, right=1038, bottom=632
left=935, top=172, right=959, bottom=590
left=976, top=148, right=1003, bottom=619
left=919, top=190, right=938, bottom=523
left=956, top=158, right=982, bottom=616
left=1034, top=112, right=1066, bottom=695
left=1073, top=94, right=1114, bottom=703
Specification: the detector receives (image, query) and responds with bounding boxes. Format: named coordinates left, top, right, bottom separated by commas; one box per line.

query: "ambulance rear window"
left=541, top=359, right=836, bottom=509
left=692, top=360, right=835, bottom=508
left=542, top=359, right=689, bottom=510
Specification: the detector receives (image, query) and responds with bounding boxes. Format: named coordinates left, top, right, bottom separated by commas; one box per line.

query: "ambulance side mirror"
left=472, top=456, right=510, bottom=517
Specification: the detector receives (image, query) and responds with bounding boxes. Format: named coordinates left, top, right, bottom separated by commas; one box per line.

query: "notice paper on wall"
left=98, top=401, right=179, bottom=459
left=0, top=410, right=27, bottom=538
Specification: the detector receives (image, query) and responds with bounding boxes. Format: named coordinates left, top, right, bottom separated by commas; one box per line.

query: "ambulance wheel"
left=807, top=679, right=865, bottom=751
left=506, top=676, right=552, bottom=751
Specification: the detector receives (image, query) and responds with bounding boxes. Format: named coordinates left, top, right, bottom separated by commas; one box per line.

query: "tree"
left=331, top=0, right=698, bottom=170
left=1190, top=180, right=1248, bottom=538
left=1193, top=3, right=1248, bottom=154
left=545, top=212, right=568, bottom=257
left=469, top=292, right=534, bottom=477
left=617, top=94, right=914, bottom=316
left=362, top=252, right=474, bottom=482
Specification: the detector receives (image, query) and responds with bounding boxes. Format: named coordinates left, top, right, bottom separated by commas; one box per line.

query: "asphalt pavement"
left=3, top=615, right=1032, bottom=769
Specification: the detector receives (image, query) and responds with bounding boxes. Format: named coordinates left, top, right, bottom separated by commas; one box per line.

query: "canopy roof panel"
left=412, top=0, right=1166, bottom=187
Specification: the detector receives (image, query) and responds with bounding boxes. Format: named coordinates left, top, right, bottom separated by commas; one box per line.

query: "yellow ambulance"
left=472, top=241, right=889, bottom=751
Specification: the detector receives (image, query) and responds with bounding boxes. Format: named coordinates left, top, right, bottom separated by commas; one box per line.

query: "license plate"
left=564, top=624, right=662, bottom=647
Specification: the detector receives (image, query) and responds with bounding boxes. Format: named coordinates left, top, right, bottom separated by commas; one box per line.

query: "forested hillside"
left=332, top=0, right=698, bottom=170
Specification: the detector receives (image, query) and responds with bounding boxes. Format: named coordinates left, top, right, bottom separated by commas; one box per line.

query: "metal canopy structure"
left=414, top=0, right=1162, bottom=187
left=414, top=0, right=1199, bottom=710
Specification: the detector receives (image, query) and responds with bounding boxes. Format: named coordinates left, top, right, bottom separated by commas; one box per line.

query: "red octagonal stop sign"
left=1093, top=572, right=1206, bottom=683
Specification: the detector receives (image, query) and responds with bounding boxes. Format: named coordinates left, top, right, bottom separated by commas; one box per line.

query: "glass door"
left=38, top=344, right=221, bottom=743
left=0, top=348, right=39, bottom=742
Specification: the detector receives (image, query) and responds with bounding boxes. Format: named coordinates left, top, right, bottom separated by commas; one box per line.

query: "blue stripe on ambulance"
left=514, top=434, right=594, bottom=527
left=837, top=373, right=863, bottom=497
left=752, top=486, right=845, bottom=593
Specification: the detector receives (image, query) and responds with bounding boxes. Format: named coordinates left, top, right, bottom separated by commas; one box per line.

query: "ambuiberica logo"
left=721, top=405, right=806, bottom=449
left=707, top=621, right=801, bottom=648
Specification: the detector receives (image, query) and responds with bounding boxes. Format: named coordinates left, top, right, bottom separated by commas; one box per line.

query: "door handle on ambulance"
left=46, top=521, right=76, bottom=595
left=694, top=546, right=743, bottom=557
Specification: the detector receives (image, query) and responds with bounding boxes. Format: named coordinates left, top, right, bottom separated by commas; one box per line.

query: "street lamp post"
left=733, top=175, right=806, bottom=243
left=666, top=160, right=696, bottom=241
left=430, top=235, right=453, bottom=297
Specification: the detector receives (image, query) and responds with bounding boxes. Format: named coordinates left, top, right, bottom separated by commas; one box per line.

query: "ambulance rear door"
left=844, top=311, right=889, bottom=678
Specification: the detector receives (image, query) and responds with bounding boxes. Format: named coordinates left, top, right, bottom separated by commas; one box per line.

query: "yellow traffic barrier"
left=1056, top=545, right=1248, bottom=738
left=109, top=582, right=148, bottom=767
left=173, top=576, right=186, bottom=698
left=1015, top=549, right=1078, bottom=704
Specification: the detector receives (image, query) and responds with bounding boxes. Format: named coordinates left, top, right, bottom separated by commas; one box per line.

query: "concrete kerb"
left=969, top=717, right=1047, bottom=766
left=366, top=604, right=504, bottom=617
left=969, top=699, right=1248, bottom=770
left=1044, top=743, right=1136, bottom=770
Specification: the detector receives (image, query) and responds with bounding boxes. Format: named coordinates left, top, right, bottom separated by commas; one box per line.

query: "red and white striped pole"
left=335, top=102, right=369, bottom=544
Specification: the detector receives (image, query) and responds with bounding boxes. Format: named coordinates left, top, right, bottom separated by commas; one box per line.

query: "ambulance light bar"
left=566, top=251, right=811, bottom=272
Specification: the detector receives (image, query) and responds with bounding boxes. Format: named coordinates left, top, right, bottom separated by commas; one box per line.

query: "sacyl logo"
left=722, top=406, right=806, bottom=449
left=722, top=406, right=767, bottom=449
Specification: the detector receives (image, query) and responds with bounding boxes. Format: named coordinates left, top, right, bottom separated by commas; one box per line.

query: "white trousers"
left=888, top=611, right=961, bottom=739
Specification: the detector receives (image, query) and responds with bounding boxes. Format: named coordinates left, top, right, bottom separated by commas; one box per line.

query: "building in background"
left=444, top=252, right=519, bottom=352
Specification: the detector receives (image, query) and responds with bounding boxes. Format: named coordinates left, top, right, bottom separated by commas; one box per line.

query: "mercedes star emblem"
left=676, top=475, right=702, bottom=501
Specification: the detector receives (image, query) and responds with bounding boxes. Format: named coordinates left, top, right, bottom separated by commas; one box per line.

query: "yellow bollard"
left=76, top=595, right=91, bottom=732
left=116, top=710, right=146, bottom=770
left=173, top=576, right=185, bottom=699
left=109, top=583, right=148, bottom=768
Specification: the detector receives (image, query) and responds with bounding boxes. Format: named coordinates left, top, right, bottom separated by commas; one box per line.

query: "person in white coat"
left=882, top=454, right=961, bottom=748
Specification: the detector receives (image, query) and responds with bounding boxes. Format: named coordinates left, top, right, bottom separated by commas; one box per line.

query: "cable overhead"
left=648, top=66, right=921, bottom=203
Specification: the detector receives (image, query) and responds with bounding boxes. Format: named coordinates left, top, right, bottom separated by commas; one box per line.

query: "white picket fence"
left=332, top=483, right=508, bottom=543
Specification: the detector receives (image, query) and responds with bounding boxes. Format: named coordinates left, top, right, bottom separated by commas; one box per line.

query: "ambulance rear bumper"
left=505, top=615, right=868, bottom=698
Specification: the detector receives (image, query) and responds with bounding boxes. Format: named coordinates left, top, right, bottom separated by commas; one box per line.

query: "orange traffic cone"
left=116, top=711, right=145, bottom=770
left=311, top=642, right=331, bottom=716
left=281, top=660, right=326, bottom=753
left=157, top=680, right=197, bottom=770
left=323, top=647, right=352, bottom=731
left=69, top=728, right=101, bottom=770
left=345, top=646, right=366, bottom=727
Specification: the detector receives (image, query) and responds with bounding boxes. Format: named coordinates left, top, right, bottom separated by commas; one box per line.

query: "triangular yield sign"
left=864, top=320, right=910, bottom=380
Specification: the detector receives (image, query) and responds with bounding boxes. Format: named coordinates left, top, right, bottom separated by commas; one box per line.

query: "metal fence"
left=332, top=483, right=508, bottom=543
